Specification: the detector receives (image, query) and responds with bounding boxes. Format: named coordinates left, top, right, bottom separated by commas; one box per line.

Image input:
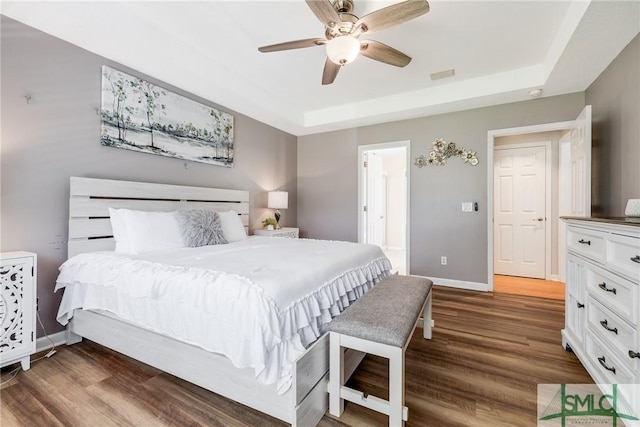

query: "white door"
left=569, top=105, right=592, bottom=216
left=494, top=145, right=546, bottom=278
left=557, top=105, right=592, bottom=282
left=365, top=152, right=384, bottom=247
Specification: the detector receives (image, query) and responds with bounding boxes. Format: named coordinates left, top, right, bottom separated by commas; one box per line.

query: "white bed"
left=60, top=177, right=391, bottom=426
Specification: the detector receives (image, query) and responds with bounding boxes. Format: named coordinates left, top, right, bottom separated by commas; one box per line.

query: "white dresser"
left=563, top=218, right=640, bottom=420
left=0, top=251, right=37, bottom=370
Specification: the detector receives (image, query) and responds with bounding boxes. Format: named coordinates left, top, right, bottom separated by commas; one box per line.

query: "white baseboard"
left=415, top=275, right=489, bottom=292
left=548, top=274, right=561, bottom=282
left=36, top=330, right=67, bottom=353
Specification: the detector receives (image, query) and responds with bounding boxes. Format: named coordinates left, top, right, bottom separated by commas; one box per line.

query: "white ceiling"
left=2, top=1, right=639, bottom=136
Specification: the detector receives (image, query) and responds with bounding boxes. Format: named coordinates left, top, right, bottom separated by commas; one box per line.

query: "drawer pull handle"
left=631, top=255, right=640, bottom=264
left=578, top=239, right=591, bottom=245
left=599, top=319, right=618, bottom=334
left=598, top=282, right=617, bottom=295
left=597, top=356, right=616, bottom=374
left=629, top=350, right=640, bottom=359
left=577, top=302, right=584, bottom=309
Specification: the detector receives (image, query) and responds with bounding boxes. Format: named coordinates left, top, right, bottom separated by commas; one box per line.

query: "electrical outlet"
left=441, top=256, right=447, bottom=265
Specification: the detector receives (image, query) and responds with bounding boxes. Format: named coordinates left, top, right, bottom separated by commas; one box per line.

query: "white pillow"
left=217, top=210, right=247, bottom=242
left=115, top=209, right=185, bottom=254
left=109, top=208, right=133, bottom=254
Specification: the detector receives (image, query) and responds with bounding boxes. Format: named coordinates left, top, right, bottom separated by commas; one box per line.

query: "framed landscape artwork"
left=100, top=65, right=234, bottom=167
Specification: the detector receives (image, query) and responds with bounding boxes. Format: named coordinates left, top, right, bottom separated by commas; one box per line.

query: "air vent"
left=430, top=69, right=455, bottom=81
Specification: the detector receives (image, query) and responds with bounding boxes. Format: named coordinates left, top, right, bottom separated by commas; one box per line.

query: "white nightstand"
left=254, top=227, right=299, bottom=239
left=0, top=251, right=37, bottom=371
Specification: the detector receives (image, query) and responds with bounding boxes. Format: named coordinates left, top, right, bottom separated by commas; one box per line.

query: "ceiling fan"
left=258, top=0, right=430, bottom=85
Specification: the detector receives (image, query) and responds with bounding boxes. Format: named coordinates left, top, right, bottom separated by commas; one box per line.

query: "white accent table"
left=254, top=227, right=299, bottom=239
left=0, top=251, right=37, bottom=370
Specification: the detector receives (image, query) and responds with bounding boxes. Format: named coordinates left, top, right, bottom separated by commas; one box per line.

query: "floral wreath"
left=415, top=138, right=478, bottom=167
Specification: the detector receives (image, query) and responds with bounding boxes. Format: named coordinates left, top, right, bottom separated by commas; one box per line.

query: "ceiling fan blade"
left=322, top=59, right=341, bottom=85
left=306, top=0, right=341, bottom=26
left=360, top=40, right=411, bottom=67
left=258, top=38, right=325, bottom=53
left=356, top=0, right=430, bottom=34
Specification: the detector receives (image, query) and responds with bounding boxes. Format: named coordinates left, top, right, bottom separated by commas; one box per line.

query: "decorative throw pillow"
left=176, top=209, right=227, bottom=247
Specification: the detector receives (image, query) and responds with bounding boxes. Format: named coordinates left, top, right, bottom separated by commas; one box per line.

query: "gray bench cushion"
left=328, top=275, right=432, bottom=348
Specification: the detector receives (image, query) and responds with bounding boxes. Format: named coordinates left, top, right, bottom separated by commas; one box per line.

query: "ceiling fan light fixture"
left=326, top=35, right=360, bottom=65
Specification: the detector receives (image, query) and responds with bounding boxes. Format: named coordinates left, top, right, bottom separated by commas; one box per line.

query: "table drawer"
left=568, top=225, right=606, bottom=264
left=586, top=262, right=638, bottom=325
left=588, top=297, right=638, bottom=373
left=607, top=232, right=640, bottom=283
left=585, top=332, right=637, bottom=386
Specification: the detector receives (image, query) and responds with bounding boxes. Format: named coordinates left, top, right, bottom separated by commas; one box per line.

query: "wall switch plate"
left=462, top=202, right=473, bottom=212
left=441, top=256, right=447, bottom=265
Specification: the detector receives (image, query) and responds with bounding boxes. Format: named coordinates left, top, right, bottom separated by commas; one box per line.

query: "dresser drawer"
left=587, top=297, right=638, bottom=373
left=586, top=332, right=637, bottom=386
left=586, top=262, right=638, bottom=325
left=607, top=232, right=640, bottom=283
left=567, top=225, right=606, bottom=264
left=593, top=382, right=639, bottom=424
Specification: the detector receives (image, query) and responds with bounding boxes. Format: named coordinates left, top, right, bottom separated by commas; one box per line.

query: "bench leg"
left=423, top=290, right=433, bottom=340
left=389, top=346, right=405, bottom=427
left=329, top=332, right=345, bottom=417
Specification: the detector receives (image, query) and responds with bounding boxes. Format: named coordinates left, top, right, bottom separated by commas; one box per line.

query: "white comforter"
left=56, top=237, right=391, bottom=393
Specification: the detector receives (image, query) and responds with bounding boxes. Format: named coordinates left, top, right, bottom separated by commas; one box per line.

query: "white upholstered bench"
left=328, top=275, right=433, bottom=427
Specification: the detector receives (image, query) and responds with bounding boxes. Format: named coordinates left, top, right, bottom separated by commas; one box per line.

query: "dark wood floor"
left=1, top=286, right=592, bottom=426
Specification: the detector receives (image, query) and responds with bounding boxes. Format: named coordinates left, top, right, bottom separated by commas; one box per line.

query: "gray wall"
left=0, top=16, right=298, bottom=336
left=587, top=34, right=640, bottom=216
left=298, top=94, right=585, bottom=284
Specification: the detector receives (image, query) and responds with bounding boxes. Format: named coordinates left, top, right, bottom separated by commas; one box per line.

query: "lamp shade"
left=326, top=35, right=360, bottom=65
left=268, top=191, right=288, bottom=210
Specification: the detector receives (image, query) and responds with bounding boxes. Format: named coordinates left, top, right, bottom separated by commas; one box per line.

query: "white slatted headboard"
left=68, top=177, right=250, bottom=258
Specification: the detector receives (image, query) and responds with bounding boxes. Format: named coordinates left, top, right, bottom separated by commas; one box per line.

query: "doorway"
left=358, top=141, right=410, bottom=275
left=487, top=106, right=592, bottom=293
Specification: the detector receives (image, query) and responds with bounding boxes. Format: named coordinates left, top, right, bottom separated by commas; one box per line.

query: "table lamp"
left=268, top=191, right=288, bottom=229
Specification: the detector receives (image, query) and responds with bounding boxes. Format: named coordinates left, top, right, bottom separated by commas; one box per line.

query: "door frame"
left=493, top=141, right=552, bottom=280
left=487, top=121, right=575, bottom=291
left=358, top=140, right=410, bottom=273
